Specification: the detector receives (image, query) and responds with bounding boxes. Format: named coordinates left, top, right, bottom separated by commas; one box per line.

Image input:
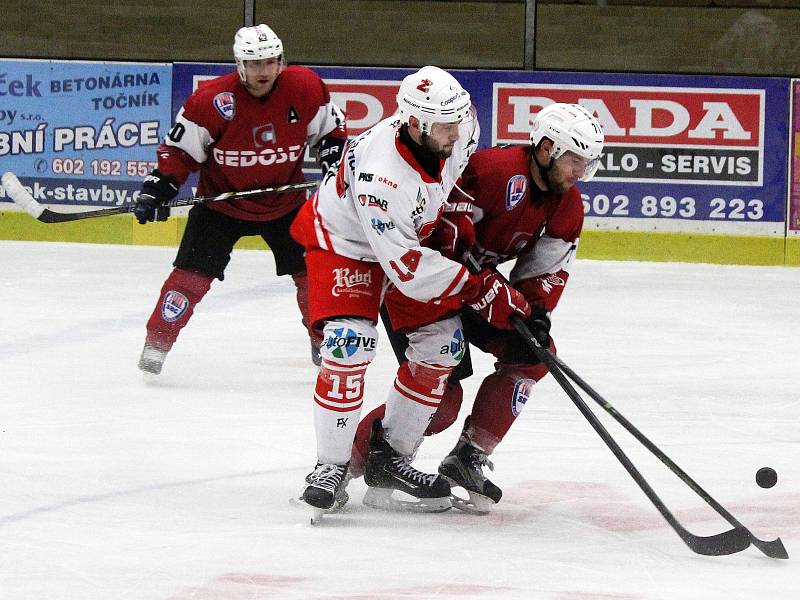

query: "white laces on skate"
left=471, top=450, right=494, bottom=473
left=307, top=463, right=346, bottom=494
left=460, top=436, right=494, bottom=475
left=390, top=456, right=438, bottom=486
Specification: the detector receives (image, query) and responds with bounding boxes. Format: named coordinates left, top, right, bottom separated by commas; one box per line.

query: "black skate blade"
left=362, top=487, right=452, bottom=513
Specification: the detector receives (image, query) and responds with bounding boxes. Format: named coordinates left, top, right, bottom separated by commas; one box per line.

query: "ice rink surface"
left=1, top=240, right=798, bottom=600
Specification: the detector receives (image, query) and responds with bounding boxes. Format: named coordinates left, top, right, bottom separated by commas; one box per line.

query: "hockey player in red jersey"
left=290, top=66, right=532, bottom=519
left=133, top=24, right=347, bottom=375
left=349, top=103, right=605, bottom=513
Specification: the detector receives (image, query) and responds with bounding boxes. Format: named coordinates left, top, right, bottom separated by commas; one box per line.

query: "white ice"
left=1, top=240, right=798, bottom=600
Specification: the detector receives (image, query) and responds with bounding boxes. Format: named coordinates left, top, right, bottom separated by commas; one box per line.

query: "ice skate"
left=138, top=343, right=168, bottom=376
left=363, top=419, right=451, bottom=513
left=292, top=462, right=350, bottom=524
left=438, top=419, right=502, bottom=514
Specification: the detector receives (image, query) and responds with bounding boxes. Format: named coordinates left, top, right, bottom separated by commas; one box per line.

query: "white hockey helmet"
left=530, top=103, right=604, bottom=181
left=233, top=24, right=284, bottom=82
left=396, top=66, right=472, bottom=134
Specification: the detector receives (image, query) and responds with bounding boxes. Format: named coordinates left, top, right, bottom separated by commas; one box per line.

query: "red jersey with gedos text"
left=456, top=144, right=584, bottom=312
left=155, top=67, right=346, bottom=221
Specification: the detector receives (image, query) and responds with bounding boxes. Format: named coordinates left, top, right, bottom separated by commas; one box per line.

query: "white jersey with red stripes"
left=307, top=112, right=480, bottom=303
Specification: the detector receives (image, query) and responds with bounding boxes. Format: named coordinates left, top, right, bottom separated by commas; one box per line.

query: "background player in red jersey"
left=350, top=103, right=605, bottom=513
left=133, top=24, right=347, bottom=375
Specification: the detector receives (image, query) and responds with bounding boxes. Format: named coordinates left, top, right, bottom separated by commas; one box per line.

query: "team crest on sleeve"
left=161, top=291, right=190, bottom=322
left=505, top=174, right=528, bottom=210
left=213, top=92, right=236, bottom=121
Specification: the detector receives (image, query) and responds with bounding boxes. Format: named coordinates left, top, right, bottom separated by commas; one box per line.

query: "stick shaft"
left=552, top=354, right=788, bottom=559
left=1, top=172, right=317, bottom=223
left=462, top=253, right=750, bottom=556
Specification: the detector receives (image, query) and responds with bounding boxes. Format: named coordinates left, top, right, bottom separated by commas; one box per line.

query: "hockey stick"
left=463, top=254, right=750, bottom=556
left=1, top=171, right=317, bottom=224
left=550, top=354, right=788, bottom=559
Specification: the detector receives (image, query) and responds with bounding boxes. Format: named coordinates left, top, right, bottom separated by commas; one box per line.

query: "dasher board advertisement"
left=0, top=59, right=172, bottom=208
left=490, top=72, right=788, bottom=235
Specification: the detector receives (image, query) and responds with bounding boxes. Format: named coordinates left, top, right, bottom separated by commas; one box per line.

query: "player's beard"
left=421, top=133, right=454, bottom=159
left=544, top=167, right=574, bottom=194
left=245, top=78, right=275, bottom=98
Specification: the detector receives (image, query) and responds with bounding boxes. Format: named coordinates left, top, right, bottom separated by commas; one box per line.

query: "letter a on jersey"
left=288, top=106, right=300, bottom=123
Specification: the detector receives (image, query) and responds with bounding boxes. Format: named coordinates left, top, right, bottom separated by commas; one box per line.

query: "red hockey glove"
left=430, top=200, right=476, bottom=260
left=463, top=269, right=531, bottom=330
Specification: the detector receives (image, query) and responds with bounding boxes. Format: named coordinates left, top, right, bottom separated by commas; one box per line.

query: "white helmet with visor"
left=396, top=66, right=472, bottom=134
left=233, top=24, right=284, bottom=83
left=530, top=103, right=604, bottom=181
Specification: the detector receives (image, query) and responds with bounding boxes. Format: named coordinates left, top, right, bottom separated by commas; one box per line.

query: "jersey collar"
left=394, top=128, right=444, bottom=184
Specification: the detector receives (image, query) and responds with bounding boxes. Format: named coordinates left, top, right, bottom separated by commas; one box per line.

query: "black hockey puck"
left=756, top=467, right=777, bottom=489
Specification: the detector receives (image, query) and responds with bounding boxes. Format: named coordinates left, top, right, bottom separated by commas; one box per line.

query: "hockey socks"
left=382, top=360, right=453, bottom=456
left=145, top=268, right=213, bottom=351
left=350, top=380, right=463, bottom=478
left=468, top=363, right=548, bottom=453
left=313, top=359, right=368, bottom=464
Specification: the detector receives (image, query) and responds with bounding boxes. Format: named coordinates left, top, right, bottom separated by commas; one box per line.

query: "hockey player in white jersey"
left=290, top=66, right=532, bottom=518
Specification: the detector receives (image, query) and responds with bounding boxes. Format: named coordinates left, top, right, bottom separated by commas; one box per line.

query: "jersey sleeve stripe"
left=165, top=108, right=213, bottom=164
left=435, top=264, right=470, bottom=300
left=511, top=236, right=578, bottom=280
left=306, top=102, right=346, bottom=146
left=311, top=191, right=335, bottom=251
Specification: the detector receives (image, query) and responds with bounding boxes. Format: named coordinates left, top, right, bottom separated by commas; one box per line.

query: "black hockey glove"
left=525, top=306, right=552, bottom=349
left=316, top=136, right=347, bottom=177
left=134, top=170, right=179, bottom=224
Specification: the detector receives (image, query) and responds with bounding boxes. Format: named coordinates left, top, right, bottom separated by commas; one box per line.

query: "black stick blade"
left=751, top=537, right=789, bottom=559
left=38, top=206, right=131, bottom=223
left=683, top=526, right=751, bottom=556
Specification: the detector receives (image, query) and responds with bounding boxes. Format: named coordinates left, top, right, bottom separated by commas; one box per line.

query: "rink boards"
left=1, top=59, right=799, bottom=265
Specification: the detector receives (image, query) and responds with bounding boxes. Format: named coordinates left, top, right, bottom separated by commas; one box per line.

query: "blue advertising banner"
left=6, top=59, right=788, bottom=238
left=0, top=59, right=172, bottom=207
left=176, top=63, right=788, bottom=235
left=488, top=71, right=789, bottom=235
